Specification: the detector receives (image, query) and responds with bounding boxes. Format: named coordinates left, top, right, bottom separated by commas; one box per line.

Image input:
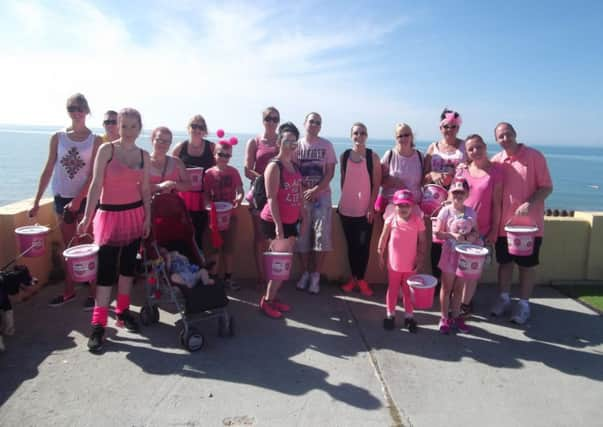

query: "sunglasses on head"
left=353, top=131, right=367, bottom=136
left=308, top=119, right=321, bottom=126
left=103, top=119, right=117, bottom=125
left=396, top=133, right=411, bottom=138
left=442, top=125, right=458, bottom=130
left=190, top=124, right=206, bottom=131
left=217, top=152, right=232, bottom=159
left=67, top=105, right=85, bottom=113
left=264, top=116, right=280, bottom=123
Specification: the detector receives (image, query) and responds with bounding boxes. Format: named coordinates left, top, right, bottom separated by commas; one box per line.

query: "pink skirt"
left=179, top=191, right=204, bottom=212
left=438, top=240, right=460, bottom=274
left=93, top=206, right=144, bottom=246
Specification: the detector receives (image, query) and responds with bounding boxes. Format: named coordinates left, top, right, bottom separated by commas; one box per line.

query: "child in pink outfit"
left=434, top=179, right=479, bottom=334
left=377, top=189, right=426, bottom=332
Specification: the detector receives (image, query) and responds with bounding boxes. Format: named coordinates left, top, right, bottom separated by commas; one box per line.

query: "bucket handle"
left=67, top=233, right=93, bottom=249
left=504, top=217, right=538, bottom=229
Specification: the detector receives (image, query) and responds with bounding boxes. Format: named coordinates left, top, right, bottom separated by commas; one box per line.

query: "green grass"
left=554, top=285, right=603, bottom=313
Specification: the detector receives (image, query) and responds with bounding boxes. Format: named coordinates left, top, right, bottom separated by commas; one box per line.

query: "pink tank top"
left=149, top=157, right=180, bottom=185
left=253, top=136, right=279, bottom=175
left=260, top=166, right=302, bottom=224
left=457, top=165, right=501, bottom=237
left=100, top=150, right=144, bottom=205
left=339, top=157, right=371, bottom=217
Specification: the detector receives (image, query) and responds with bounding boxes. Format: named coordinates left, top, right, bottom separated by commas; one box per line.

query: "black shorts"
left=495, top=236, right=542, bottom=268
left=97, top=239, right=141, bottom=286
left=54, top=195, right=87, bottom=217
left=260, top=219, right=298, bottom=240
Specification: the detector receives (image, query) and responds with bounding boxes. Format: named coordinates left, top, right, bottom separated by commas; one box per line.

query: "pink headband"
left=440, top=112, right=462, bottom=128
left=216, top=128, right=238, bottom=146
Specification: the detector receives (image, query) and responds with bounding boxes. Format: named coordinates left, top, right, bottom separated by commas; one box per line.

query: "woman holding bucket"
left=244, top=107, right=281, bottom=288
left=455, top=134, right=502, bottom=316
left=434, top=178, right=479, bottom=334
left=259, top=122, right=304, bottom=319
left=338, top=122, right=381, bottom=297
left=149, top=126, right=191, bottom=194
left=29, top=93, right=102, bottom=310
left=78, top=108, right=151, bottom=353
left=424, top=109, right=467, bottom=281
left=172, top=115, right=216, bottom=250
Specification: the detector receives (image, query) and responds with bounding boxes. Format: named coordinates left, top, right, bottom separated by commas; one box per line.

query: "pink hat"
left=449, top=178, right=469, bottom=193
left=392, top=189, right=414, bottom=206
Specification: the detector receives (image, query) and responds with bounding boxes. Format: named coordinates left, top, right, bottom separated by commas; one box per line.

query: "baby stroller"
left=140, top=192, right=234, bottom=352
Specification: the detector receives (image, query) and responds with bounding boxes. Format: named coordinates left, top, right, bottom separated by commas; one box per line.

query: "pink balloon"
left=229, top=136, right=238, bottom=146
left=216, top=129, right=225, bottom=138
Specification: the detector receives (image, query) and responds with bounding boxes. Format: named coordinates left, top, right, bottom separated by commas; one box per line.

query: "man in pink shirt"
left=490, top=122, right=553, bottom=324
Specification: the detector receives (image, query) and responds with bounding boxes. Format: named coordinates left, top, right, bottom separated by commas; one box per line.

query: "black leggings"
left=431, top=242, right=442, bottom=280
left=339, top=213, right=373, bottom=280
left=97, top=239, right=141, bottom=286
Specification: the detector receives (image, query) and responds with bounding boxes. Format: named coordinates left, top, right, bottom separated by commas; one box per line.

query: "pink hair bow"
left=441, top=112, right=463, bottom=128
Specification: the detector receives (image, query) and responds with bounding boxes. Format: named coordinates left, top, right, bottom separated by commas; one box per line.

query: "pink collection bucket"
left=420, top=185, right=448, bottom=216
left=504, top=225, right=539, bottom=256
left=63, top=244, right=100, bottom=282
left=263, top=252, right=293, bottom=281
left=206, top=202, right=233, bottom=231
left=455, top=244, right=489, bottom=280
left=186, top=167, right=204, bottom=191
left=407, top=274, right=438, bottom=309
left=15, top=225, right=50, bottom=257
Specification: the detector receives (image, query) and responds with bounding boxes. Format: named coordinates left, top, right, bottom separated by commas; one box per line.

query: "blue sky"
left=1, top=0, right=602, bottom=144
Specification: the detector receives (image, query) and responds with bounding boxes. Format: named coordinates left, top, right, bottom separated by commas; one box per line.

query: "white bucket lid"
left=407, top=274, right=438, bottom=289
left=15, top=225, right=50, bottom=235
left=504, top=225, right=539, bottom=233
left=63, top=244, right=100, bottom=258
left=263, top=252, right=293, bottom=256
left=186, top=167, right=204, bottom=173
left=455, top=243, right=489, bottom=256
left=206, top=201, right=233, bottom=212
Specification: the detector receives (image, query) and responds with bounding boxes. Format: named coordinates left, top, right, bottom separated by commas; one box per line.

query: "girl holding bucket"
left=78, top=108, right=151, bottom=353
left=172, top=115, right=216, bottom=251
left=377, top=189, right=427, bottom=332
left=202, top=140, right=244, bottom=290
left=258, top=122, right=304, bottom=319
left=434, top=178, right=479, bottom=334
left=338, top=122, right=382, bottom=297
left=29, top=93, right=102, bottom=310
left=149, top=126, right=191, bottom=194
left=244, top=107, right=281, bottom=289
left=455, top=134, right=502, bottom=316
left=424, top=109, right=467, bottom=282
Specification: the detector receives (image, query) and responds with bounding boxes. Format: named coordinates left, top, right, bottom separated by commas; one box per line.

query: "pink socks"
left=91, top=306, right=108, bottom=327
left=116, top=294, right=130, bottom=315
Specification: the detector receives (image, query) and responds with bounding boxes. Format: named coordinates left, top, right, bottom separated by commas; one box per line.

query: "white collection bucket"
left=63, top=244, right=100, bottom=282
left=504, top=225, right=539, bottom=256
left=407, top=274, right=438, bottom=309
left=186, top=167, right=204, bottom=191
left=455, top=243, right=489, bottom=280
left=15, top=225, right=50, bottom=257
left=263, top=252, right=293, bottom=281
left=206, top=202, right=233, bottom=231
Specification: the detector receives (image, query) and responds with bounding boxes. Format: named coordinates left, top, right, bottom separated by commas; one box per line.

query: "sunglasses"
left=103, top=119, right=117, bottom=126
left=67, top=105, right=85, bottom=113
left=217, top=152, right=232, bottom=159
left=442, top=125, right=458, bottom=130
left=353, top=131, right=367, bottom=136
left=283, top=140, right=298, bottom=147
left=308, top=119, right=322, bottom=126
left=396, top=133, right=411, bottom=138
left=264, top=116, right=280, bottom=123
left=190, top=124, right=206, bottom=131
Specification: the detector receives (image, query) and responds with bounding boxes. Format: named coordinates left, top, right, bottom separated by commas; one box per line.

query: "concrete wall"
left=1, top=199, right=602, bottom=286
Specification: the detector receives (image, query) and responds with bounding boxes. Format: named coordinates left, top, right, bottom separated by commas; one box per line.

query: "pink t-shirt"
left=457, top=164, right=502, bottom=237
left=491, top=145, right=552, bottom=237
left=295, top=136, right=337, bottom=196
left=339, top=157, right=371, bottom=217
left=387, top=212, right=425, bottom=272
left=202, top=165, right=243, bottom=203
left=260, top=166, right=303, bottom=224
left=251, top=136, right=279, bottom=176
left=381, top=149, right=423, bottom=202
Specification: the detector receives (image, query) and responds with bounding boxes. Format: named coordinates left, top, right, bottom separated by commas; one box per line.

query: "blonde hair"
left=66, top=93, right=90, bottom=114
left=262, top=106, right=280, bottom=121
left=350, top=122, right=367, bottom=136
left=118, top=108, right=142, bottom=129
left=187, top=114, right=207, bottom=130
left=395, top=122, right=415, bottom=147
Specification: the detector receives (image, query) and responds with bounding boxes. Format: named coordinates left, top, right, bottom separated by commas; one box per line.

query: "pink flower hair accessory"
left=440, top=111, right=463, bottom=128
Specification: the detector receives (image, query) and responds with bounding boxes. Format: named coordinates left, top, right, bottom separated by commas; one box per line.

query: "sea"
left=1, top=125, right=602, bottom=211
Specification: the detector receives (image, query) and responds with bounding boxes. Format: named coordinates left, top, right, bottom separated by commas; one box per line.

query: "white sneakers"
left=297, top=271, right=320, bottom=294
left=491, top=295, right=530, bottom=325
left=490, top=295, right=512, bottom=317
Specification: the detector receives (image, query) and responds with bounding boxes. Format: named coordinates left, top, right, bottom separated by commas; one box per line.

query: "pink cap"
left=450, top=179, right=469, bottom=193
left=392, top=189, right=414, bottom=206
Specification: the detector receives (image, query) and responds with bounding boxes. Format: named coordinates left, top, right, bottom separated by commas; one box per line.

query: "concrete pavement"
left=1, top=280, right=602, bottom=426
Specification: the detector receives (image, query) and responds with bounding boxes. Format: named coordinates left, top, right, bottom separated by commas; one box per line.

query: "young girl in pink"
left=434, top=178, right=479, bottom=334
left=377, top=189, right=427, bottom=332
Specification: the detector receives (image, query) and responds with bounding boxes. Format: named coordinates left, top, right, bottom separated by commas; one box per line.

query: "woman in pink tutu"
left=78, top=108, right=151, bottom=353
left=148, top=126, right=191, bottom=194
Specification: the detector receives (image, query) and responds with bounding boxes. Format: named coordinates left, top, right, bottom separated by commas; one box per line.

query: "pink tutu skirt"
left=438, top=240, right=460, bottom=274
left=93, top=206, right=144, bottom=246
left=179, top=191, right=204, bottom=212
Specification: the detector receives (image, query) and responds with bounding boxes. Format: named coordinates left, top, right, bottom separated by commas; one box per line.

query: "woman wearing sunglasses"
left=101, top=110, right=119, bottom=143
left=244, top=107, right=280, bottom=288
left=172, top=115, right=216, bottom=250
left=29, top=93, right=102, bottom=310
left=148, top=126, right=191, bottom=194
left=424, top=108, right=467, bottom=280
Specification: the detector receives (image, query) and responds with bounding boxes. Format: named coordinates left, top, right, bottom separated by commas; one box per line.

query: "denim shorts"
left=54, top=195, right=87, bottom=218
left=295, top=193, right=333, bottom=252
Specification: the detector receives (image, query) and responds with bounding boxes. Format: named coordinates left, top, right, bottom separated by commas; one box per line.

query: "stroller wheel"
left=180, top=328, right=204, bottom=352
left=140, top=304, right=154, bottom=326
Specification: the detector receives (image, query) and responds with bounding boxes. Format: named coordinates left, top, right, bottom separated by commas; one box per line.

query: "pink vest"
left=100, top=154, right=143, bottom=205
left=253, top=136, right=279, bottom=175
left=339, top=157, right=371, bottom=216
left=260, top=166, right=302, bottom=224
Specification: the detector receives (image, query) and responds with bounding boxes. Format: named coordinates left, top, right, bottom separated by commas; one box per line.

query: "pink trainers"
left=357, top=280, right=373, bottom=297
left=455, top=317, right=470, bottom=333
left=341, top=279, right=356, bottom=293
left=272, top=299, right=291, bottom=313
left=439, top=317, right=451, bottom=335
left=260, top=297, right=282, bottom=319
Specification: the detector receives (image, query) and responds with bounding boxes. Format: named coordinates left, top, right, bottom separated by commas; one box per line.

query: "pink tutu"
left=93, top=206, right=144, bottom=246
left=179, top=191, right=204, bottom=212
left=438, top=240, right=460, bottom=274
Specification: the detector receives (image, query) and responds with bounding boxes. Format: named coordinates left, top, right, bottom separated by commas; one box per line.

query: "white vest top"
left=51, top=130, right=95, bottom=198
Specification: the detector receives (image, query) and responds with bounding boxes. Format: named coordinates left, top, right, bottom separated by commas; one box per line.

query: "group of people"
left=29, top=93, right=552, bottom=353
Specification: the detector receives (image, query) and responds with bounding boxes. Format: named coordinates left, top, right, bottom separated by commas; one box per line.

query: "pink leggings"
left=386, top=270, right=414, bottom=317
